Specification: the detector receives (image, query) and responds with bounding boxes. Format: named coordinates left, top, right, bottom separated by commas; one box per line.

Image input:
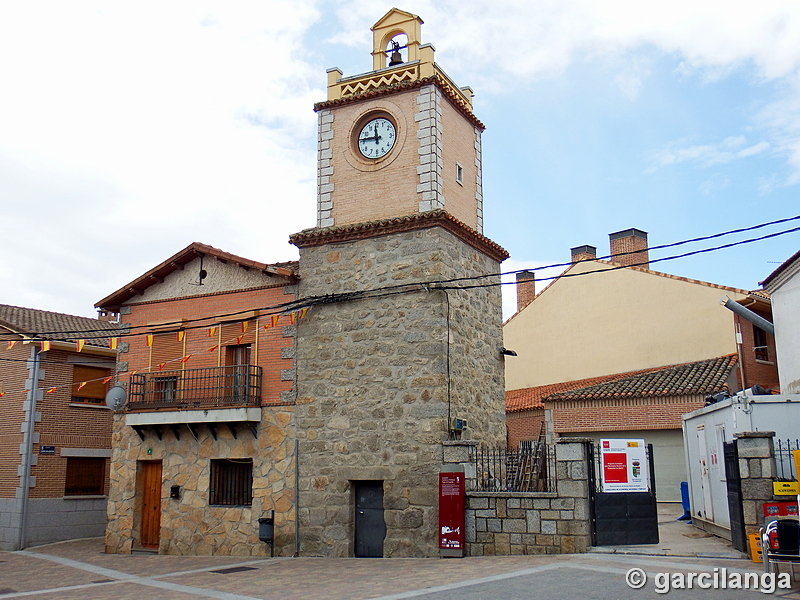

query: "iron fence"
left=128, top=365, right=262, bottom=410
left=775, top=438, right=800, bottom=480
left=470, top=444, right=556, bottom=492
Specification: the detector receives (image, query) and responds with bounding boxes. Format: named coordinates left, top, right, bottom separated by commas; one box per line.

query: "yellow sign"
left=794, top=450, right=800, bottom=482
left=627, top=441, right=639, bottom=447
left=773, top=481, right=800, bottom=495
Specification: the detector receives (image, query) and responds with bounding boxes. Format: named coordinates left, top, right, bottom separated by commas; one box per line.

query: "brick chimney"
left=516, top=271, right=536, bottom=313
left=571, top=245, right=597, bottom=263
left=609, top=228, right=649, bottom=268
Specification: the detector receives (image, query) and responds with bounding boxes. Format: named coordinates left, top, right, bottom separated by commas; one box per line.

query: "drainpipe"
left=720, top=296, right=775, bottom=335
left=18, top=345, right=42, bottom=550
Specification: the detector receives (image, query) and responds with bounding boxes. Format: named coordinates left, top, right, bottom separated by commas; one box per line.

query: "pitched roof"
left=506, top=354, right=737, bottom=412
left=0, top=304, right=120, bottom=348
left=95, top=242, right=299, bottom=311
left=545, top=354, right=737, bottom=403
left=761, top=248, right=800, bottom=289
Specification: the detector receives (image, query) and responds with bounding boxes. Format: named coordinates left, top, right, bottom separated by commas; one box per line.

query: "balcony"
left=126, top=365, right=262, bottom=440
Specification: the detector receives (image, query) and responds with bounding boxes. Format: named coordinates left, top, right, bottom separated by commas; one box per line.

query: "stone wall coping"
left=466, top=491, right=558, bottom=499
left=557, top=437, right=594, bottom=444
left=734, top=431, right=776, bottom=439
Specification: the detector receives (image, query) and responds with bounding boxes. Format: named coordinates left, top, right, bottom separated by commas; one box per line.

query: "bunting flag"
left=241, top=321, right=249, bottom=334
left=208, top=327, right=217, bottom=337
left=76, top=339, right=85, bottom=352
left=7, top=341, right=18, bottom=350
left=290, top=312, right=297, bottom=325
left=271, top=315, right=279, bottom=327
left=146, top=334, right=154, bottom=347
left=181, top=354, right=192, bottom=363
left=102, top=376, right=113, bottom=385
left=0, top=392, right=5, bottom=398
left=110, top=337, right=119, bottom=350
left=236, top=335, right=244, bottom=345
left=176, top=331, right=185, bottom=342
left=157, top=362, right=166, bottom=371
left=207, top=345, right=219, bottom=352
left=263, top=322, right=271, bottom=330
left=46, top=387, right=57, bottom=394
left=300, top=307, right=309, bottom=319
left=77, top=381, right=87, bottom=391
left=40, top=340, right=51, bottom=352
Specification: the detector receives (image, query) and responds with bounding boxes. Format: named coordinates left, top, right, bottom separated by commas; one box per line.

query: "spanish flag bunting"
left=102, top=376, right=113, bottom=385
left=241, top=321, right=248, bottom=334
left=146, top=334, right=154, bottom=347
left=7, top=341, right=17, bottom=350
left=300, top=307, right=309, bottom=319
left=181, top=354, right=192, bottom=363
left=110, top=337, right=119, bottom=350
left=0, top=392, right=5, bottom=398
left=290, top=312, right=297, bottom=324
left=271, top=315, right=279, bottom=327
left=176, top=330, right=185, bottom=342
left=46, top=387, right=57, bottom=394
left=76, top=339, right=85, bottom=352
left=157, top=363, right=166, bottom=371
left=77, top=381, right=87, bottom=391
left=207, top=344, right=219, bottom=352
left=236, top=335, right=244, bottom=345
left=129, top=370, right=138, bottom=376
left=208, top=327, right=217, bottom=337
left=263, top=322, right=271, bottom=330
left=40, top=340, right=51, bottom=352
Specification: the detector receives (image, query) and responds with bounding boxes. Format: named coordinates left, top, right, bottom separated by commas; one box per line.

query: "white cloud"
left=652, top=136, right=770, bottom=169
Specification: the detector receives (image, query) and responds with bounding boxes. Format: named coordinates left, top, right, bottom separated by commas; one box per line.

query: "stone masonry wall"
left=463, top=440, right=592, bottom=556
left=294, top=225, right=505, bottom=557
left=735, top=431, right=778, bottom=538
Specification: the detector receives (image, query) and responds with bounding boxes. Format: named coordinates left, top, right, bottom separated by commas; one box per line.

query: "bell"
left=389, top=50, right=403, bottom=66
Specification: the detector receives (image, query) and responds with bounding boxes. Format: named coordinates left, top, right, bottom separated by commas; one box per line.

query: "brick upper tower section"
left=312, top=8, right=485, bottom=234
left=609, top=228, right=649, bottom=268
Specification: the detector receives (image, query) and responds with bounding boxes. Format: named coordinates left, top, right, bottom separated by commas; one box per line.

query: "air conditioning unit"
left=449, top=417, right=467, bottom=431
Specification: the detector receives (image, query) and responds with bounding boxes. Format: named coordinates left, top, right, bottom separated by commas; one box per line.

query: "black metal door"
left=589, top=443, right=659, bottom=546
left=723, top=441, right=747, bottom=552
left=354, top=481, right=386, bottom=557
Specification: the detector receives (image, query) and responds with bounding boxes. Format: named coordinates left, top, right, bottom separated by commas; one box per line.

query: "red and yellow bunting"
left=181, top=354, right=192, bottom=363
left=110, top=337, right=119, bottom=350
left=208, top=327, right=217, bottom=337
left=157, top=363, right=166, bottom=371
left=241, top=321, right=249, bottom=334
left=176, top=331, right=185, bottom=342
left=46, top=387, right=57, bottom=394
left=77, top=381, right=87, bottom=391
left=271, top=315, right=279, bottom=327
left=40, top=340, right=51, bottom=352
left=146, top=335, right=154, bottom=347
left=76, top=339, right=85, bottom=352
left=102, top=376, right=113, bottom=385
left=207, top=344, right=219, bottom=352
left=7, top=341, right=18, bottom=350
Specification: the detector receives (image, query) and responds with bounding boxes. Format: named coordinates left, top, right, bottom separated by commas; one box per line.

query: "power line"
left=2, top=217, right=798, bottom=341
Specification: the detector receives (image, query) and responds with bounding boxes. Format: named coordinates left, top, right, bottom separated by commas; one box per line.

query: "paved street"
left=2, top=535, right=799, bottom=600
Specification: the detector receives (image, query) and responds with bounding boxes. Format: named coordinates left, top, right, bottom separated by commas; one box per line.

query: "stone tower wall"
left=294, top=225, right=505, bottom=557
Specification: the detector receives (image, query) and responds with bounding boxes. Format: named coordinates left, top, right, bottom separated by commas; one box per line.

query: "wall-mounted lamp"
left=499, top=347, right=517, bottom=356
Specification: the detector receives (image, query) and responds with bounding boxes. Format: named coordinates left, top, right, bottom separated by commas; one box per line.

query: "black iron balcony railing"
left=128, top=365, right=262, bottom=410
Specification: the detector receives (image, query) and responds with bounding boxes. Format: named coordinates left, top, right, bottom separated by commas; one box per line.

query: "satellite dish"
left=105, top=386, right=128, bottom=411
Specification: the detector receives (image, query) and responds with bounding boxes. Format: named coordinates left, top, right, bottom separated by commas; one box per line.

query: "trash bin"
left=258, top=516, right=274, bottom=543
left=679, top=481, right=691, bottom=521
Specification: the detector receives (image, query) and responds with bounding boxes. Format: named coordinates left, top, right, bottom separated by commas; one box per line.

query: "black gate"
left=589, top=443, right=659, bottom=546
left=354, top=481, right=386, bottom=557
left=723, top=440, right=747, bottom=552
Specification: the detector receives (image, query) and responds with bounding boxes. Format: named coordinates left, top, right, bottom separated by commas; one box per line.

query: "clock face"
left=357, top=117, right=396, bottom=159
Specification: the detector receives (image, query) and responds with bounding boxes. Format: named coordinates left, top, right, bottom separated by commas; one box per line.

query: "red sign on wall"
left=439, top=470, right=465, bottom=556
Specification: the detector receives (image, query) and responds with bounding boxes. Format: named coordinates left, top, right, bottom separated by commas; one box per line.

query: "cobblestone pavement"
left=1, top=537, right=799, bottom=600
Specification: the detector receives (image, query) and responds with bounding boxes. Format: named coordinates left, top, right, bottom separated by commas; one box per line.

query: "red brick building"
left=0, top=304, right=118, bottom=550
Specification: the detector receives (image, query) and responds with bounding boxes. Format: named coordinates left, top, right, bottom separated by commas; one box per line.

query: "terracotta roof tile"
left=0, top=304, right=120, bottom=347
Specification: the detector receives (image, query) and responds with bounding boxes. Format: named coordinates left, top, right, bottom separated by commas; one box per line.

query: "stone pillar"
left=735, top=431, right=777, bottom=536
left=554, top=438, right=592, bottom=553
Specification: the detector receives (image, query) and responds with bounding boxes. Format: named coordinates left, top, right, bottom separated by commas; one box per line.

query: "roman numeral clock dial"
left=357, top=117, right=396, bottom=159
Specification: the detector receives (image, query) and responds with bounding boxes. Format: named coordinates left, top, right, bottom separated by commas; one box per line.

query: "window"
left=210, top=459, right=253, bottom=506
left=71, top=365, right=112, bottom=405
left=455, top=162, right=464, bottom=185
left=753, top=325, right=769, bottom=361
left=154, top=376, right=178, bottom=402
left=64, top=457, right=106, bottom=495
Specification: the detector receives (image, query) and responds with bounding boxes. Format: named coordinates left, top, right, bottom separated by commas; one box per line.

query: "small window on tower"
left=455, top=163, right=464, bottom=185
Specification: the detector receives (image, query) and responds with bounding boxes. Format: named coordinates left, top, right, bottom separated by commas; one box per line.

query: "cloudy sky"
left=2, top=1, right=799, bottom=320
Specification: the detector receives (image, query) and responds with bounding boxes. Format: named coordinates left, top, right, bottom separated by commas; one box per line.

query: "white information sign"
left=600, top=438, right=649, bottom=493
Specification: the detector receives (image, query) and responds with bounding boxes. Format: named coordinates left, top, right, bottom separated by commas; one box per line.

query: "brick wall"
left=506, top=409, right=544, bottom=449
left=734, top=312, right=779, bottom=391
left=548, top=395, right=707, bottom=432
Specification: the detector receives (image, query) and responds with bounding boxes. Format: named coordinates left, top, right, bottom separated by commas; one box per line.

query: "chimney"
left=609, top=228, right=649, bottom=268
left=571, top=245, right=597, bottom=263
left=516, top=271, right=536, bottom=313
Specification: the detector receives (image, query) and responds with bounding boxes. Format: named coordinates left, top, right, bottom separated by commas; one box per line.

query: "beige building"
left=504, top=230, right=778, bottom=500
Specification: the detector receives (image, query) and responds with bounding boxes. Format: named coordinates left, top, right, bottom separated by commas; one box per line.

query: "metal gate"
left=723, top=440, right=747, bottom=552
left=588, top=443, right=659, bottom=546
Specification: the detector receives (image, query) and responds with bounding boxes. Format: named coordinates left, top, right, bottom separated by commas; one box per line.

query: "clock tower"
left=291, top=9, right=507, bottom=558
left=315, top=8, right=485, bottom=232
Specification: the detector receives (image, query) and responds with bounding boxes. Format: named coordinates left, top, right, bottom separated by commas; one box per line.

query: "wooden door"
left=140, top=461, right=162, bottom=549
